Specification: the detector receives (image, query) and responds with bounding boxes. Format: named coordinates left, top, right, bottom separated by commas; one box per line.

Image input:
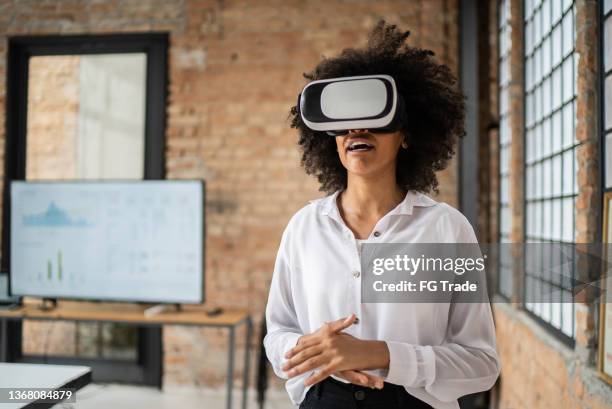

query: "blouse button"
left=373, top=231, right=381, bottom=237
left=352, top=270, right=360, bottom=278
left=354, top=390, right=366, bottom=400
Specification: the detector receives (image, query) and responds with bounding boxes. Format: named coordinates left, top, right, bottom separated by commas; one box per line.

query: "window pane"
left=553, top=155, right=562, bottom=196
left=563, top=102, right=574, bottom=149
left=552, top=199, right=561, bottom=238
left=542, top=0, right=551, bottom=29
left=552, top=110, right=562, bottom=147
left=562, top=9, right=573, bottom=57
left=27, top=54, right=146, bottom=180
left=561, top=291, right=574, bottom=336
left=606, top=132, right=612, bottom=188
left=534, top=9, right=541, bottom=47
left=563, top=149, right=574, bottom=194
left=606, top=17, right=612, bottom=72
left=606, top=75, right=612, bottom=130
left=562, top=198, right=573, bottom=241
left=562, top=57, right=573, bottom=103
left=552, top=67, right=561, bottom=110
left=543, top=159, right=551, bottom=198
left=544, top=118, right=554, bottom=153
left=552, top=25, right=562, bottom=67
left=551, top=0, right=561, bottom=24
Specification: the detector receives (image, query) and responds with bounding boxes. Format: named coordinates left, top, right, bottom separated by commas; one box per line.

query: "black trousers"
left=298, top=377, right=434, bottom=409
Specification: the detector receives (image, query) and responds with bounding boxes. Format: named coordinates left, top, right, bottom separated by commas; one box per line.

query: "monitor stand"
left=38, top=298, right=57, bottom=311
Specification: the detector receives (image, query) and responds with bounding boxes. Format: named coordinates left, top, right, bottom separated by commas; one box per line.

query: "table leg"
left=227, top=326, right=236, bottom=409
left=242, top=317, right=253, bottom=409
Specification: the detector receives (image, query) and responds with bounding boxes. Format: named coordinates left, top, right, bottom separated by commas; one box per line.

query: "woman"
left=263, top=21, right=500, bottom=409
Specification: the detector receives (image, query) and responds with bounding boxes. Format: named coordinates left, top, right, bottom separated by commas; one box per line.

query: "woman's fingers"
left=284, top=354, right=325, bottom=378
left=285, top=314, right=356, bottom=359
left=335, top=370, right=369, bottom=386
left=335, top=370, right=385, bottom=389
left=285, top=337, right=319, bottom=358
left=327, top=314, right=356, bottom=333
left=304, top=364, right=336, bottom=387
left=282, top=345, right=323, bottom=371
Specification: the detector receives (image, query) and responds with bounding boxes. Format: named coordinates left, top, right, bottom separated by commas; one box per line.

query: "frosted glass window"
left=543, top=159, right=551, bottom=197
left=561, top=293, right=573, bottom=336
left=606, top=133, right=612, bottom=188
left=553, top=156, right=562, bottom=195
left=552, top=25, right=562, bottom=66
left=552, top=68, right=561, bottom=109
left=552, top=199, right=561, bottom=238
left=552, top=110, right=562, bottom=146
left=551, top=0, right=561, bottom=24
left=543, top=37, right=551, bottom=76
left=538, top=121, right=552, bottom=156
left=563, top=149, right=573, bottom=194
left=563, top=103, right=574, bottom=148
left=534, top=10, right=541, bottom=46
left=606, top=75, right=612, bottom=131
left=562, top=57, right=573, bottom=102
left=544, top=119, right=553, bottom=153
left=524, top=0, right=576, bottom=341
left=542, top=76, right=551, bottom=112
left=561, top=197, right=572, bottom=239
left=542, top=0, right=551, bottom=28
left=562, top=12, right=573, bottom=57
left=606, top=17, right=612, bottom=72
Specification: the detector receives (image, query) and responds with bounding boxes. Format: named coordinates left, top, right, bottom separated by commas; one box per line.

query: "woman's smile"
left=346, top=137, right=375, bottom=154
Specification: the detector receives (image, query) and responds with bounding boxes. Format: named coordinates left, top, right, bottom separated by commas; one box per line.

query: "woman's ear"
left=401, top=133, right=409, bottom=149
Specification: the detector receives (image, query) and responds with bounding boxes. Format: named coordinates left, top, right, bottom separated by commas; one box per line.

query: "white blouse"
left=263, top=190, right=500, bottom=409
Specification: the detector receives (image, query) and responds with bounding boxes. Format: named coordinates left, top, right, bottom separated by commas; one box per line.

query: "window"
left=523, top=0, right=577, bottom=342
left=3, top=33, right=168, bottom=384
left=498, top=0, right=513, bottom=299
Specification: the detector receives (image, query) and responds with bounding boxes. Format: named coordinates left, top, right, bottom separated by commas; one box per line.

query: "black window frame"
left=1, top=32, right=169, bottom=387
left=521, top=0, right=577, bottom=348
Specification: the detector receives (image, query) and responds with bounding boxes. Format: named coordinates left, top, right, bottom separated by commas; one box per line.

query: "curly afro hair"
left=289, top=20, right=466, bottom=194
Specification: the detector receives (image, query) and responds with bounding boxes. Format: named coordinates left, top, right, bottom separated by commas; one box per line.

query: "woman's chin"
left=345, top=167, right=382, bottom=178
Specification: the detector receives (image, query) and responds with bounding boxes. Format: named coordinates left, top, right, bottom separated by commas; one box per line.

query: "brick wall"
left=0, top=0, right=461, bottom=389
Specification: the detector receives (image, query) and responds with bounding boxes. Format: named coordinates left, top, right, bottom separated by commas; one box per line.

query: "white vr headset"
left=297, top=74, right=406, bottom=136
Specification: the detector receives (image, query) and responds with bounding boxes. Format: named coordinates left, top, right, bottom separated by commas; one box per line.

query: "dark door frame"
left=1, top=32, right=169, bottom=387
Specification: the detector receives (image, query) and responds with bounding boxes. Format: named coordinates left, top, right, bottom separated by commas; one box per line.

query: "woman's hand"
left=282, top=314, right=390, bottom=387
left=334, top=370, right=385, bottom=389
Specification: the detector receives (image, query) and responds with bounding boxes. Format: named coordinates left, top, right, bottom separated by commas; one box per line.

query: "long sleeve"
left=384, top=215, right=501, bottom=402
left=384, top=302, right=500, bottom=402
left=263, top=225, right=303, bottom=379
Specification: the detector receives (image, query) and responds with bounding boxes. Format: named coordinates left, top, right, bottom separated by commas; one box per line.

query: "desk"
left=0, top=362, right=91, bottom=408
left=0, top=301, right=252, bottom=409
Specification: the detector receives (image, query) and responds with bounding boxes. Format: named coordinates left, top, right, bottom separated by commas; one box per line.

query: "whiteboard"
left=10, top=181, right=204, bottom=304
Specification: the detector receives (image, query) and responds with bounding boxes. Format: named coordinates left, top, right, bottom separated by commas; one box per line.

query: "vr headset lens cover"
left=298, top=74, right=405, bottom=136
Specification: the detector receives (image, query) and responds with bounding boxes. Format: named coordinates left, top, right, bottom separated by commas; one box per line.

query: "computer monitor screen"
left=10, top=180, right=204, bottom=304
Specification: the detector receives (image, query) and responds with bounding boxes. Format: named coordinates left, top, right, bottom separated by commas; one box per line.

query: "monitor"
left=10, top=180, right=204, bottom=304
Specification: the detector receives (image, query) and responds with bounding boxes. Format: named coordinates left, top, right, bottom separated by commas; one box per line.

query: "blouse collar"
left=312, top=189, right=438, bottom=218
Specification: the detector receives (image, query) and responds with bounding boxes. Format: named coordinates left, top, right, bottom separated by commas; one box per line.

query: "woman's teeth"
left=347, top=142, right=374, bottom=152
